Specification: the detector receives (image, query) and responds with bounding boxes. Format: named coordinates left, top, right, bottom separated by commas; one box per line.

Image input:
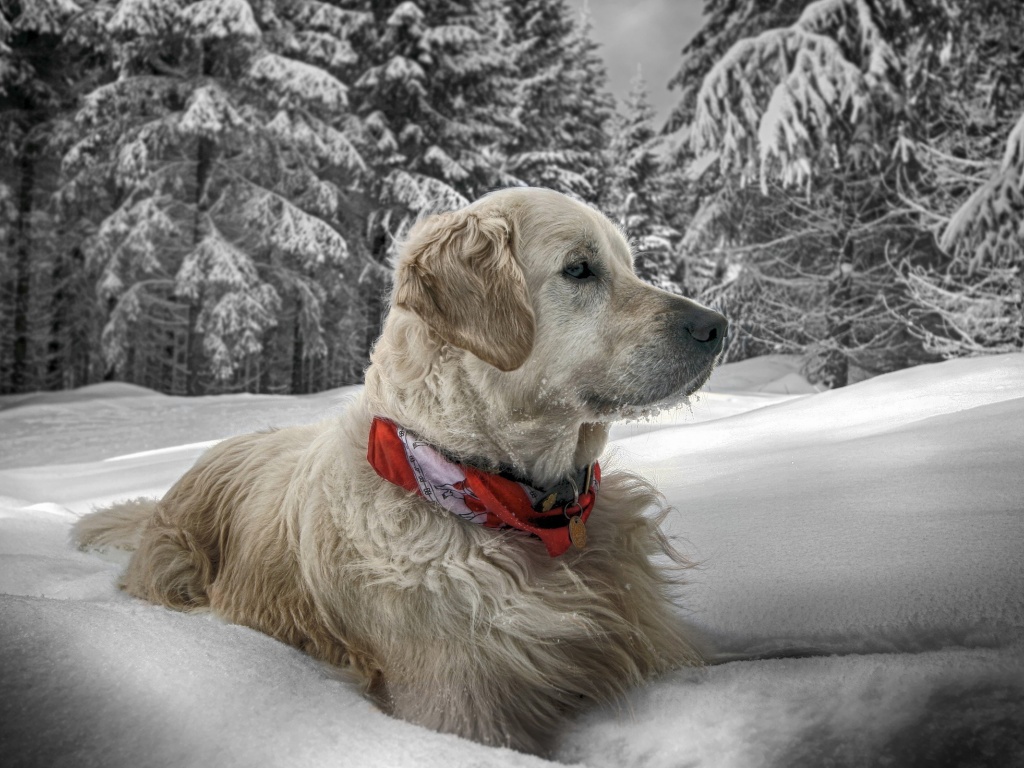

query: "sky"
left=566, top=0, right=707, bottom=125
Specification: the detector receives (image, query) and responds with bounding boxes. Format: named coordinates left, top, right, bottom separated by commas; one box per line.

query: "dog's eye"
left=563, top=261, right=595, bottom=280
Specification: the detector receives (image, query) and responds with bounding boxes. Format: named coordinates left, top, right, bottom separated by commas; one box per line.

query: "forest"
left=1, top=0, right=1022, bottom=396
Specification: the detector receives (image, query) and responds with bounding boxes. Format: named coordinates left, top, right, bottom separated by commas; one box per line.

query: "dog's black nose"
left=684, top=308, right=728, bottom=351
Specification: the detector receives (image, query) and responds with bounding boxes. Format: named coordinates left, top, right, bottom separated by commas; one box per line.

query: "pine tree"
left=501, top=0, right=614, bottom=200
left=1, top=0, right=110, bottom=394
left=5, top=0, right=638, bottom=395
left=889, top=0, right=1024, bottom=358
left=336, top=0, right=517, bottom=354
left=900, top=111, right=1024, bottom=356
left=688, top=0, right=922, bottom=192
left=666, top=0, right=808, bottom=135
left=62, top=0, right=364, bottom=394
left=555, top=4, right=615, bottom=203
left=667, top=0, right=953, bottom=386
left=606, top=68, right=681, bottom=290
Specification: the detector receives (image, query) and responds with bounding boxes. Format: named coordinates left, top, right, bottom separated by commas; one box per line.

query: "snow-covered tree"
left=4, top=0, right=625, bottom=395
left=667, top=0, right=955, bottom=386
left=351, top=0, right=515, bottom=215
left=606, top=69, right=681, bottom=290
left=0, top=0, right=108, bottom=393
left=667, top=0, right=807, bottom=135
left=688, top=0, right=928, bottom=192
left=554, top=4, right=616, bottom=203
left=501, top=0, right=615, bottom=200
left=332, top=0, right=516, bottom=354
left=900, top=111, right=1024, bottom=357
left=63, top=0, right=364, bottom=394
left=885, top=0, right=1024, bottom=359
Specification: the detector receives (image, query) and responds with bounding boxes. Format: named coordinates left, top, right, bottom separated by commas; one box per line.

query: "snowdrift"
left=1, top=355, right=1022, bottom=767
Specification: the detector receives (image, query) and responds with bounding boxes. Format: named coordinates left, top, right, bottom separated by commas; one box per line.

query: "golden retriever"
left=74, top=187, right=727, bottom=755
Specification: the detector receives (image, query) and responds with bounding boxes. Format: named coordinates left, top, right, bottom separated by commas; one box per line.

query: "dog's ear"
left=394, top=208, right=535, bottom=372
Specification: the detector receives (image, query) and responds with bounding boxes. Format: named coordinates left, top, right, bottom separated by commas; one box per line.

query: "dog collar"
left=366, top=417, right=599, bottom=557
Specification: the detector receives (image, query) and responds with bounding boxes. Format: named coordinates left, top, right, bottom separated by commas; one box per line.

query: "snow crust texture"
left=1, top=354, right=1022, bottom=767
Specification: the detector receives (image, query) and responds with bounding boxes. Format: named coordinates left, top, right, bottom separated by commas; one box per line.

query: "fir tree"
left=667, top=0, right=954, bottom=386
left=666, top=0, right=808, bottom=135
left=501, top=0, right=614, bottom=200
left=688, top=0, right=919, bottom=192
left=63, top=0, right=364, bottom=394
left=888, top=0, right=1024, bottom=358
left=1, top=0, right=107, bottom=393
left=554, top=4, right=615, bottom=203
left=900, top=111, right=1024, bottom=356
left=606, top=68, right=680, bottom=291
left=337, top=0, right=517, bottom=353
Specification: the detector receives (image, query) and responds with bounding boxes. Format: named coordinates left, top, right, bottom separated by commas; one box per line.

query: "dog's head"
left=388, top=187, right=727, bottom=420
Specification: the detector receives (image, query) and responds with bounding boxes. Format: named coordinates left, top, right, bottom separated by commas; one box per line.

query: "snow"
left=179, top=0, right=260, bottom=43
left=106, top=0, right=179, bottom=39
left=692, top=0, right=907, bottom=191
left=248, top=53, right=349, bottom=112
left=178, top=85, right=246, bottom=140
left=2, top=354, right=1023, bottom=766
left=244, top=191, right=350, bottom=267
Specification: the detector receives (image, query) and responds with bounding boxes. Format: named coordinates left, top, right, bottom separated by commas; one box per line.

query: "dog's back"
left=74, top=424, right=350, bottom=665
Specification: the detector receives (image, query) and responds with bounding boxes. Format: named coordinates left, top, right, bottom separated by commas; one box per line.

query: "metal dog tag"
left=568, top=515, right=587, bottom=549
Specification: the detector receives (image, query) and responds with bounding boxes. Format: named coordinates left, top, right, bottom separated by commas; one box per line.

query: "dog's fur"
left=74, top=188, right=727, bottom=754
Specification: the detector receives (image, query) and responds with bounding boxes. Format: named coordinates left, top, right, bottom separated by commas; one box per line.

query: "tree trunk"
left=823, top=238, right=854, bottom=389
left=47, top=248, right=69, bottom=389
left=1016, top=269, right=1024, bottom=351
left=12, top=150, right=35, bottom=393
left=186, top=135, right=215, bottom=395
left=291, top=311, right=304, bottom=394
left=363, top=285, right=383, bottom=363
left=363, top=227, right=391, bottom=362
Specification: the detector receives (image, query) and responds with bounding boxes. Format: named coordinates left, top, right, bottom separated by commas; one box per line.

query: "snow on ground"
left=1, top=354, right=1023, bottom=767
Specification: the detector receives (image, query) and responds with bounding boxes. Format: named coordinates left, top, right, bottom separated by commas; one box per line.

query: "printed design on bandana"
left=395, top=427, right=491, bottom=525
left=368, top=417, right=600, bottom=557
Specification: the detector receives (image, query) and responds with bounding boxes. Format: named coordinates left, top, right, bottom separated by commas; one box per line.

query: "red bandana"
left=367, top=417, right=600, bottom=557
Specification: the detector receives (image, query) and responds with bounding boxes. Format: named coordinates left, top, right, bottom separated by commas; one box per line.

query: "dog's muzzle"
left=581, top=295, right=729, bottom=413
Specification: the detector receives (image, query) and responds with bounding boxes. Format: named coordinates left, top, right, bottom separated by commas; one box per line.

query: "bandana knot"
left=367, top=417, right=599, bottom=557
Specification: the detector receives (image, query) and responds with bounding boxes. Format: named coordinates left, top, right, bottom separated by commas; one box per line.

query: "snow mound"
left=0, top=593, right=545, bottom=768
left=0, top=382, right=160, bottom=411
left=0, top=385, right=361, bottom=470
left=704, top=354, right=820, bottom=394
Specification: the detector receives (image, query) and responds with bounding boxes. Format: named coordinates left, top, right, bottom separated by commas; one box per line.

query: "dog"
left=74, top=187, right=728, bottom=754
